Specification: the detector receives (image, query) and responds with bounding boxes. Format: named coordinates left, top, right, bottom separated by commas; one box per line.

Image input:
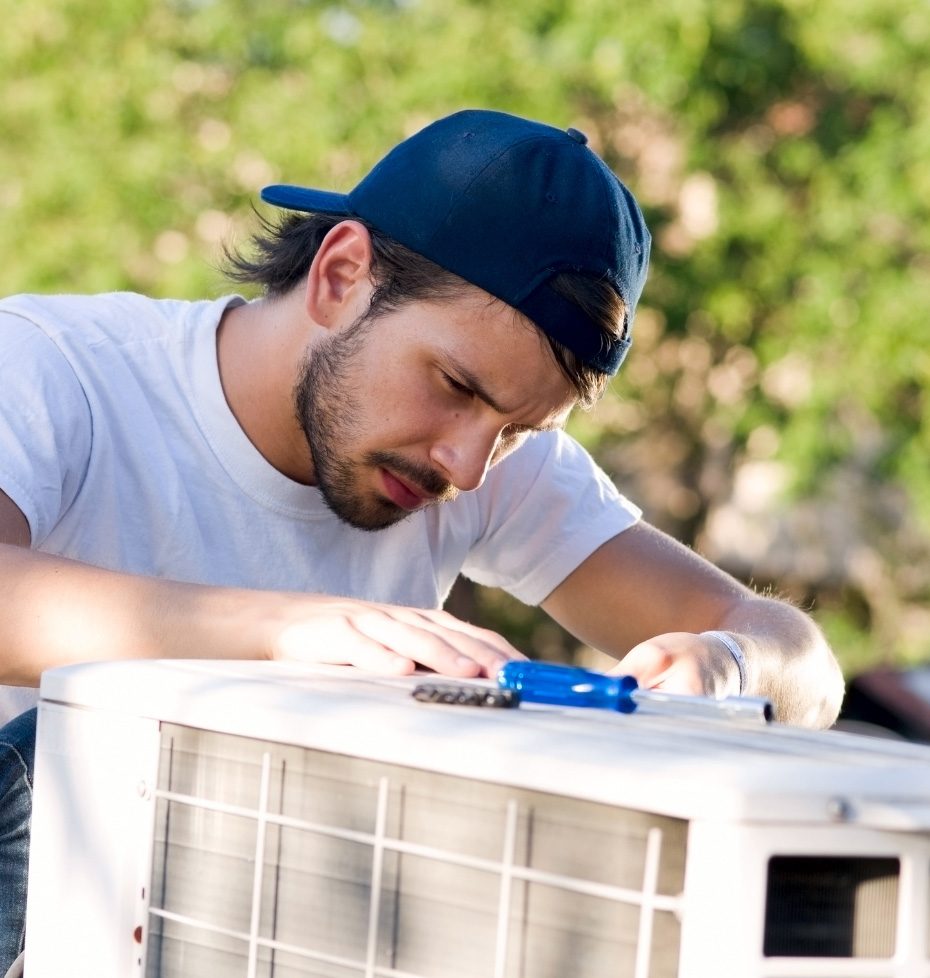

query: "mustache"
left=367, top=450, right=457, bottom=501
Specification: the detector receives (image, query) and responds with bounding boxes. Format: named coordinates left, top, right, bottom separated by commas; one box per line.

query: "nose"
left=429, top=423, right=499, bottom=493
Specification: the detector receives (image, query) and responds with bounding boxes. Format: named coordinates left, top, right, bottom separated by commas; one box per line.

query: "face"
left=294, top=289, right=576, bottom=531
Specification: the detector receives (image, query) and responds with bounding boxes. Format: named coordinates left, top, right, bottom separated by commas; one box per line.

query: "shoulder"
left=0, top=293, right=242, bottom=383
left=1, top=290, right=154, bottom=323
left=0, top=292, right=240, bottom=341
left=0, top=300, right=86, bottom=394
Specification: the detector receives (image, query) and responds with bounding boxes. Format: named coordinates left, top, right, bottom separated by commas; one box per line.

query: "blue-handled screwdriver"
left=497, top=660, right=774, bottom=723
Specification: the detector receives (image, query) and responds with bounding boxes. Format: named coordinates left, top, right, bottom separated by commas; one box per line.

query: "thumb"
left=608, top=632, right=708, bottom=694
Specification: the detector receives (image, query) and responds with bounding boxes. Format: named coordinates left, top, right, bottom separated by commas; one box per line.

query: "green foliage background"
left=2, top=0, right=929, bottom=678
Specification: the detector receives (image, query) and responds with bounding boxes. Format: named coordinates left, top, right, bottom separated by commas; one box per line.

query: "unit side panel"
left=24, top=702, right=161, bottom=977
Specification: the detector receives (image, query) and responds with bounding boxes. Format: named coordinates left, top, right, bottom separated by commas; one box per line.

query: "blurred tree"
left=1, top=0, right=928, bottom=677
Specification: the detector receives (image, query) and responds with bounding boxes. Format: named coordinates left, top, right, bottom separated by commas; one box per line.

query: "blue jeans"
left=0, top=709, right=35, bottom=975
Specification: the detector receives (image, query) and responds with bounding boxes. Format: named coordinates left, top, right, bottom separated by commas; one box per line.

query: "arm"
left=0, top=491, right=518, bottom=687
left=541, top=521, right=845, bottom=728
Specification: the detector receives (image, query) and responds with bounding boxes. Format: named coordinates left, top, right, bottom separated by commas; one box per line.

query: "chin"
left=326, top=493, right=412, bottom=532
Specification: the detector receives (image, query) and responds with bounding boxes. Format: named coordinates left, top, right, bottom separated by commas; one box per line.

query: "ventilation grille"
left=764, top=855, right=900, bottom=958
left=144, top=724, right=687, bottom=977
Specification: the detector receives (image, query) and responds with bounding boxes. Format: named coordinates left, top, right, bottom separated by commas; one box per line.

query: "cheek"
left=367, top=379, right=444, bottom=445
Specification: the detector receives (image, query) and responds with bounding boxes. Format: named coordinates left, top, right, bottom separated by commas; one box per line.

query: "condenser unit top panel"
left=39, top=659, right=930, bottom=831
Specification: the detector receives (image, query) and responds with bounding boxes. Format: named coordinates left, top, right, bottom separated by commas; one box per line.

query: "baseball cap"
left=260, top=109, right=651, bottom=375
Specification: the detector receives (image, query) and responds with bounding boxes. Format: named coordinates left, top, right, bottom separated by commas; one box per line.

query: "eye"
left=442, top=372, right=473, bottom=398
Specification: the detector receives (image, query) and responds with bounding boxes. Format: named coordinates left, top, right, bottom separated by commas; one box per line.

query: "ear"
left=304, top=220, right=375, bottom=330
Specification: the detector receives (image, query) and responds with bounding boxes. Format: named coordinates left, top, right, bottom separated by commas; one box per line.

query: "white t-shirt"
left=0, top=292, right=640, bottom=714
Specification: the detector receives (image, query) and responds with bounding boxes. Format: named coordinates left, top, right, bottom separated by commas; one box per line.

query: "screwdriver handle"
left=497, top=661, right=639, bottom=713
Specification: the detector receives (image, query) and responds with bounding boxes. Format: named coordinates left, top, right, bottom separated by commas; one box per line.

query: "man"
left=0, top=109, right=844, bottom=971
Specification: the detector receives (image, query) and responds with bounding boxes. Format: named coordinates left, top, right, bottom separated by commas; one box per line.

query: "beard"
left=294, top=316, right=457, bottom=531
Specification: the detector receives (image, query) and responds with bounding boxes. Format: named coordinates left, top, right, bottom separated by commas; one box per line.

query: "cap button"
left=565, top=127, right=588, bottom=145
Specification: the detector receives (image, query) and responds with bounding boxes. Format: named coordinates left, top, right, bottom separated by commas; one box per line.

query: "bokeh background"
left=3, top=0, right=929, bottom=697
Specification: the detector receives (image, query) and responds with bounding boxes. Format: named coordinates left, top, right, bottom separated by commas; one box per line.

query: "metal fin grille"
left=144, top=724, right=687, bottom=978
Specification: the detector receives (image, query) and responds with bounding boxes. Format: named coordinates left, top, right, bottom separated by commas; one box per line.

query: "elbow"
left=796, top=642, right=846, bottom=730
left=805, top=675, right=846, bottom=730
left=818, top=657, right=847, bottom=729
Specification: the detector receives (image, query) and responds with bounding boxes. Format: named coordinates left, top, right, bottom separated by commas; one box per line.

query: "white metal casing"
left=23, top=659, right=930, bottom=977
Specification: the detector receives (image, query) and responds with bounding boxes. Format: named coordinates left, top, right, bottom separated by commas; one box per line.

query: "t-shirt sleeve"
left=0, top=311, right=92, bottom=545
left=460, top=429, right=641, bottom=605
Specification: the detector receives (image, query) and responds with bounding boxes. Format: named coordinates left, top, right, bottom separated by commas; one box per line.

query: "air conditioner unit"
left=23, top=659, right=930, bottom=977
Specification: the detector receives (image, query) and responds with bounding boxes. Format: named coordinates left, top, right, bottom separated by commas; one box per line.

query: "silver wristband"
left=702, top=630, right=748, bottom=695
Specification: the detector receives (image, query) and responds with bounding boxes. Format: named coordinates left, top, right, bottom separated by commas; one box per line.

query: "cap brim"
left=260, top=184, right=352, bottom=216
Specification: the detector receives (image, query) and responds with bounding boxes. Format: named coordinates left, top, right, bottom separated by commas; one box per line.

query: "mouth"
left=379, top=468, right=435, bottom=511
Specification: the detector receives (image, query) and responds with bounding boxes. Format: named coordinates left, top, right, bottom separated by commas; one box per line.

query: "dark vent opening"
left=764, top=855, right=899, bottom=958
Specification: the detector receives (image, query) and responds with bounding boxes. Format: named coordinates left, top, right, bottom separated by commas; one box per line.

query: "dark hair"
left=225, top=212, right=626, bottom=406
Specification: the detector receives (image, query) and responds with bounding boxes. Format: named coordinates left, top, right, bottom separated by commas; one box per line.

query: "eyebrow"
left=448, top=360, right=566, bottom=434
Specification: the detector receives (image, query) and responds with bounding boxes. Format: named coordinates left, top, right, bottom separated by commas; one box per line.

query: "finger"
left=276, top=615, right=420, bottom=675
left=426, top=612, right=529, bottom=661
left=611, top=639, right=676, bottom=685
left=611, top=633, right=708, bottom=694
left=276, top=598, right=520, bottom=678
left=349, top=610, right=488, bottom=678
left=382, top=606, right=524, bottom=677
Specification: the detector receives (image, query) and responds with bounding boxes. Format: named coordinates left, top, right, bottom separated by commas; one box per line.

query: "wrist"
left=701, top=630, right=748, bottom=695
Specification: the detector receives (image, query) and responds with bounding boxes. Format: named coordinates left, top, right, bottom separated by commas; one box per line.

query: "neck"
left=216, top=293, right=316, bottom=484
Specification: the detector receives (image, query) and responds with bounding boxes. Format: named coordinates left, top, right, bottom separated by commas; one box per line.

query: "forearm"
left=0, top=544, right=517, bottom=686
left=543, top=526, right=846, bottom=729
left=601, top=595, right=845, bottom=729
left=0, top=544, right=279, bottom=685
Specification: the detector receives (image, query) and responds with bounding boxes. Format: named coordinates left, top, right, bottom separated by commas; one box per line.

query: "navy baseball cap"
left=261, top=109, right=651, bottom=375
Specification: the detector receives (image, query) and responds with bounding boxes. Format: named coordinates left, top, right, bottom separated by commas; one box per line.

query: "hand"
left=271, top=594, right=525, bottom=679
left=606, top=631, right=739, bottom=697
